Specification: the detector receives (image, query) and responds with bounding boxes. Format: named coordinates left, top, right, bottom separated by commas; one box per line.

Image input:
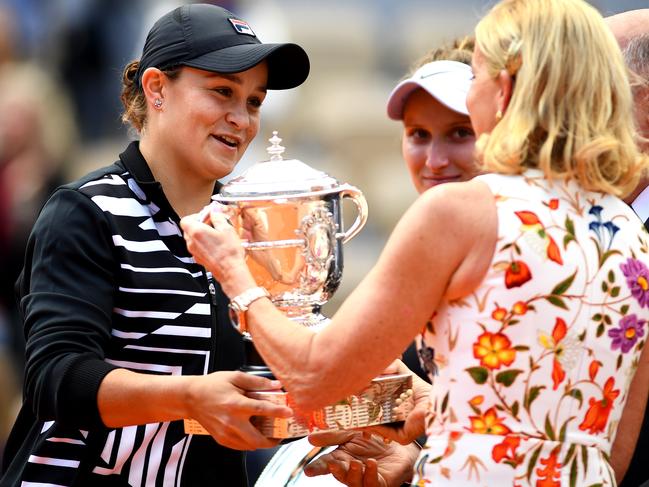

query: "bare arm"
left=97, top=368, right=291, bottom=450
left=181, top=180, right=497, bottom=411
left=610, top=340, right=649, bottom=483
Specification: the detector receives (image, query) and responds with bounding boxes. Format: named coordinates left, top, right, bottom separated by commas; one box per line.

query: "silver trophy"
left=186, top=132, right=413, bottom=439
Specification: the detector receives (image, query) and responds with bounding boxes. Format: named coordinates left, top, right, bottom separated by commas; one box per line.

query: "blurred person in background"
left=252, top=37, right=477, bottom=487
left=182, top=0, right=649, bottom=485
left=0, top=4, right=309, bottom=486
left=605, top=9, right=649, bottom=487
left=0, top=4, right=78, bottom=461
left=302, top=37, right=483, bottom=487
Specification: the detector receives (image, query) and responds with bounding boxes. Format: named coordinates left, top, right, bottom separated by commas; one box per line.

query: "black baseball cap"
left=136, top=3, right=310, bottom=90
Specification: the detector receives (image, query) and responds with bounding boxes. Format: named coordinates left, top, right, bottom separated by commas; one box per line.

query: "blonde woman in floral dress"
left=180, top=0, right=649, bottom=485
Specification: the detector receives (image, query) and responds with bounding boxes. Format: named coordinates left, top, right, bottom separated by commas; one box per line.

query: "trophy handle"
left=336, top=184, right=368, bottom=244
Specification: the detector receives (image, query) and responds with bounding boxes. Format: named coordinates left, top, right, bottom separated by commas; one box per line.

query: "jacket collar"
left=118, top=141, right=223, bottom=223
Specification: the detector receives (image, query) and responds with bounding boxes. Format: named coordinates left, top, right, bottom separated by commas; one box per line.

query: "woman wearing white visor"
left=255, top=41, right=478, bottom=487
left=387, top=51, right=477, bottom=195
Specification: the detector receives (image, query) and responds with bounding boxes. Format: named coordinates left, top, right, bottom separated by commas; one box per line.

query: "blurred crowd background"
left=0, top=0, right=647, bottom=464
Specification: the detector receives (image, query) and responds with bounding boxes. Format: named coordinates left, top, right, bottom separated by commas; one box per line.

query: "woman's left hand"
left=365, top=361, right=431, bottom=445
left=180, top=208, right=255, bottom=296
left=304, top=431, right=418, bottom=487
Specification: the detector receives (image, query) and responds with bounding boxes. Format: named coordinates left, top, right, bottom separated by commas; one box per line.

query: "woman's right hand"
left=186, top=371, right=292, bottom=451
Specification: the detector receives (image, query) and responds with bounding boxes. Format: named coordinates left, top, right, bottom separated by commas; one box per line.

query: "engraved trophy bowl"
left=213, top=131, right=367, bottom=337
left=186, top=132, right=414, bottom=439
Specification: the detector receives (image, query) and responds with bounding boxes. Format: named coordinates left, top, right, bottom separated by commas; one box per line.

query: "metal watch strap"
left=229, top=286, right=270, bottom=313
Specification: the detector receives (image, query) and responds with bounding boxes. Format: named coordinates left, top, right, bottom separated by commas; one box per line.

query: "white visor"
left=386, top=60, right=473, bottom=120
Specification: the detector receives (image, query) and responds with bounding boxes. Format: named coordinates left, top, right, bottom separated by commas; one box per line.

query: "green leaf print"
left=551, top=270, right=577, bottom=295
left=525, top=385, right=545, bottom=410
left=545, top=295, right=568, bottom=310
left=466, top=367, right=489, bottom=384
left=568, top=388, right=583, bottom=408
left=526, top=444, right=543, bottom=482
left=545, top=413, right=556, bottom=440
left=496, top=369, right=524, bottom=387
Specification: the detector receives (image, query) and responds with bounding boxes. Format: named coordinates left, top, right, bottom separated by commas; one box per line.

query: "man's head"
left=606, top=9, right=649, bottom=51
left=606, top=9, right=649, bottom=201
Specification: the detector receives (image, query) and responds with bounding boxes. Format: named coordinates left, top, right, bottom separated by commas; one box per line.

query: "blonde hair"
left=474, top=0, right=649, bottom=197
left=411, top=36, right=475, bottom=72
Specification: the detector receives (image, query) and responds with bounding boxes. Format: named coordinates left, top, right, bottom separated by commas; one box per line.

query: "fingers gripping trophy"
left=188, top=132, right=414, bottom=439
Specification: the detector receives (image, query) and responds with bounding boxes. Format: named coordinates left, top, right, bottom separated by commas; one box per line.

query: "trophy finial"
left=267, top=130, right=285, bottom=161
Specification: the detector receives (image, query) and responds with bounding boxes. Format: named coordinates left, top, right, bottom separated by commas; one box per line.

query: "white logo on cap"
left=229, top=18, right=255, bottom=37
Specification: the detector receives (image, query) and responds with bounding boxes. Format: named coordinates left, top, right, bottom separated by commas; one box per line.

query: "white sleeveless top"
left=413, top=170, right=649, bottom=486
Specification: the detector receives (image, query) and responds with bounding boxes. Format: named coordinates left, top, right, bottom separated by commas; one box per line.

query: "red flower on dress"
left=535, top=448, right=561, bottom=487
left=578, top=377, right=620, bottom=434
left=492, top=435, right=521, bottom=465
left=550, top=318, right=567, bottom=390
left=546, top=238, right=563, bottom=265
left=538, top=317, right=581, bottom=390
left=544, top=199, right=559, bottom=210
left=505, top=261, right=532, bottom=289
left=515, top=211, right=541, bottom=225
left=589, top=360, right=602, bottom=381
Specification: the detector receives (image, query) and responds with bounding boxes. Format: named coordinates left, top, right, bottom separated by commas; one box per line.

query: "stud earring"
left=154, top=98, right=163, bottom=109
left=495, top=109, right=503, bottom=121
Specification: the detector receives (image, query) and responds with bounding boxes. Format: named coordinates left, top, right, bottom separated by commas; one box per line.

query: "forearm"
left=97, top=368, right=195, bottom=427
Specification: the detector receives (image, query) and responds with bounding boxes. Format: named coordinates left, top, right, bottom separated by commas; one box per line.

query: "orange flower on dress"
left=473, top=332, right=516, bottom=369
left=492, top=306, right=507, bottom=321
left=512, top=301, right=528, bottom=315
left=492, top=435, right=521, bottom=465
left=579, top=377, right=620, bottom=434
left=535, top=448, right=561, bottom=487
left=469, top=395, right=484, bottom=406
left=505, top=261, right=532, bottom=289
left=469, top=407, right=511, bottom=435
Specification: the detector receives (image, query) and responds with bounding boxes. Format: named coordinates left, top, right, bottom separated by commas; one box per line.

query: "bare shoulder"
left=415, top=179, right=498, bottom=300
left=415, top=178, right=496, bottom=229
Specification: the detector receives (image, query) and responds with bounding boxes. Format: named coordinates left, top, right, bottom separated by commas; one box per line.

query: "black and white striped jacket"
left=1, top=142, right=247, bottom=487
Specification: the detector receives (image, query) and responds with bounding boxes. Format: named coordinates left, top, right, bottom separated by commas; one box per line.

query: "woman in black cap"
left=182, top=0, right=649, bottom=486
left=0, top=4, right=309, bottom=487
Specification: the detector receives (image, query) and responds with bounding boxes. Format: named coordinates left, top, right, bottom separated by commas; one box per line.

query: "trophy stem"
left=239, top=306, right=329, bottom=379
left=241, top=335, right=275, bottom=379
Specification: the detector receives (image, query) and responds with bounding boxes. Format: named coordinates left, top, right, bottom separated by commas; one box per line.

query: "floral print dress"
left=412, top=170, right=649, bottom=487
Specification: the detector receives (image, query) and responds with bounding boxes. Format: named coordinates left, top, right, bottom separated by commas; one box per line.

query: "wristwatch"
left=228, top=286, right=270, bottom=334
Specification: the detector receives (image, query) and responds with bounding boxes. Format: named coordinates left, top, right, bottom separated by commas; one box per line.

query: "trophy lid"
left=217, top=131, right=340, bottom=199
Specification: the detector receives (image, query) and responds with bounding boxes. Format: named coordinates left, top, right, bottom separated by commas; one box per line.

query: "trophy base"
left=183, top=373, right=414, bottom=439
left=249, top=372, right=414, bottom=439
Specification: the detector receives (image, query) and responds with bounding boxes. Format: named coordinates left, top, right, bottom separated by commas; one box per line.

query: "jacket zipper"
left=206, top=274, right=219, bottom=373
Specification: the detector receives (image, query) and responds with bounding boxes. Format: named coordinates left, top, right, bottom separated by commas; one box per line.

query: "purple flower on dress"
left=608, top=314, right=646, bottom=353
left=620, top=258, right=649, bottom=308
